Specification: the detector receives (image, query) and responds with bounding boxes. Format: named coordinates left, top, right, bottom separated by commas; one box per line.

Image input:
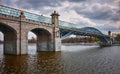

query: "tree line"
left=0, top=34, right=120, bottom=44
left=62, top=37, right=99, bottom=43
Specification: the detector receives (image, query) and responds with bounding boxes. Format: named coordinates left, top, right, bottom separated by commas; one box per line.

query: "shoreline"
left=62, top=43, right=99, bottom=46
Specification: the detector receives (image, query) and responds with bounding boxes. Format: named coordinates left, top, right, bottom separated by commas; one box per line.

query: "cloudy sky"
left=0, top=0, right=120, bottom=39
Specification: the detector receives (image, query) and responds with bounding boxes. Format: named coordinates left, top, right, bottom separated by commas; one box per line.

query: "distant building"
left=112, top=32, right=120, bottom=44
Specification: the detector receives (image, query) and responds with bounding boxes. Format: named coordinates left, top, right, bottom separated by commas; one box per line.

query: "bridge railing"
left=0, top=5, right=79, bottom=28
left=0, top=13, right=20, bottom=20
left=25, top=19, right=52, bottom=26
left=0, top=5, right=51, bottom=23
left=0, top=5, right=53, bottom=26
left=0, top=13, right=52, bottom=27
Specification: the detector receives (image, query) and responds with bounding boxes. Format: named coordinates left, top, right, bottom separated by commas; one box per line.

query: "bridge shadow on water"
left=0, top=44, right=64, bottom=74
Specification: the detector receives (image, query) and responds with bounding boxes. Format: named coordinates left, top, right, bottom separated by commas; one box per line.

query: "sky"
left=0, top=0, right=120, bottom=40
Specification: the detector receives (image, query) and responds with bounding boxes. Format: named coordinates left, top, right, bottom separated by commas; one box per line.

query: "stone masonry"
left=0, top=11, right=61, bottom=55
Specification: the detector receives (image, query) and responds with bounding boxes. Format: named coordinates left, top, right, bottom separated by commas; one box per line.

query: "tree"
left=28, top=37, right=36, bottom=43
left=116, top=34, right=120, bottom=41
left=92, top=37, right=100, bottom=42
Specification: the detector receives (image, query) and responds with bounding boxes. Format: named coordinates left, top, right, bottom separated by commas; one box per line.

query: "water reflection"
left=0, top=44, right=120, bottom=74
left=27, top=52, right=64, bottom=74
left=1, top=55, right=27, bottom=74
left=0, top=44, right=64, bottom=74
left=28, top=43, right=36, bottom=55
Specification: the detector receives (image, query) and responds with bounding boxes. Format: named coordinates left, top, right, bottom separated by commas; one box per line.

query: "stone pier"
left=0, top=10, right=61, bottom=55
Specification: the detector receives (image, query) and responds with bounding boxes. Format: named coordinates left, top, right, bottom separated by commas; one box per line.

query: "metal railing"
left=0, top=5, right=78, bottom=28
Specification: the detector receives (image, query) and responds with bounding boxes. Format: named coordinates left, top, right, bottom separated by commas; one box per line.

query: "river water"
left=0, top=44, right=120, bottom=74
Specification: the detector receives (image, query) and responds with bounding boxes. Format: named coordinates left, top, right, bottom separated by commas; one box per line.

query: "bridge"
left=0, top=5, right=111, bottom=55
left=60, top=27, right=111, bottom=44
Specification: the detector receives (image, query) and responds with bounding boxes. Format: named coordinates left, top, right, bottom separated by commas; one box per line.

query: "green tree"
left=92, top=37, right=100, bottom=42
left=116, top=34, right=120, bottom=41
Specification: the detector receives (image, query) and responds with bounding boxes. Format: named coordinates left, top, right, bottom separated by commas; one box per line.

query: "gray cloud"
left=13, top=0, right=64, bottom=9
left=98, top=25, right=120, bottom=33
left=12, top=0, right=87, bottom=11
left=68, top=0, right=86, bottom=2
left=0, top=0, right=6, bottom=4
left=12, top=0, right=120, bottom=22
left=11, top=0, right=67, bottom=15
left=74, top=0, right=120, bottom=21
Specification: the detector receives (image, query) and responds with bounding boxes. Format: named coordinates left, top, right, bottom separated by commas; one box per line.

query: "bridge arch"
left=61, top=26, right=111, bottom=45
left=0, top=22, right=17, bottom=54
left=28, top=28, right=52, bottom=52
left=81, top=27, right=102, bottom=34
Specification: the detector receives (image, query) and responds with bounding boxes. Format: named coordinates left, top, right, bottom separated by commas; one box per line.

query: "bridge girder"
left=60, top=27, right=111, bottom=45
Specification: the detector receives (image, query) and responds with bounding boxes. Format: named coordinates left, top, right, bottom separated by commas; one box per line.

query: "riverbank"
left=62, top=43, right=98, bottom=46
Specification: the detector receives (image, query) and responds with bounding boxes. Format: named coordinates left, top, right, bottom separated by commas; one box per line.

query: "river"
left=0, top=44, right=120, bottom=74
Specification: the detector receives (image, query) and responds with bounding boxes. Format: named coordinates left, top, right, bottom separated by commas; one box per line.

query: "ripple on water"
left=0, top=44, right=120, bottom=74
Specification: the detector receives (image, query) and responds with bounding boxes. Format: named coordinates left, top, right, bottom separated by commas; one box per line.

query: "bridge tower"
left=108, top=31, right=111, bottom=36
left=108, top=31, right=113, bottom=45
left=19, top=11, right=28, bottom=54
left=51, top=11, right=61, bottom=51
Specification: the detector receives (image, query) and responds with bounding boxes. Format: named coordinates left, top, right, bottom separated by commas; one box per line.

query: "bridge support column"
left=99, top=36, right=112, bottom=47
left=19, top=31, right=28, bottom=54
left=19, top=12, right=28, bottom=54
left=37, top=34, right=52, bottom=51
left=51, top=11, right=61, bottom=51
left=52, top=33, right=61, bottom=51
left=4, top=32, right=17, bottom=55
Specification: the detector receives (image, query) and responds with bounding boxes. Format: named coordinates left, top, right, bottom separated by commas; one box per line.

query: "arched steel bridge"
left=60, top=26, right=110, bottom=45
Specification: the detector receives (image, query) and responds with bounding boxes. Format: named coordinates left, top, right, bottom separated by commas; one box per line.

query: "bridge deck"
left=0, top=5, right=76, bottom=28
